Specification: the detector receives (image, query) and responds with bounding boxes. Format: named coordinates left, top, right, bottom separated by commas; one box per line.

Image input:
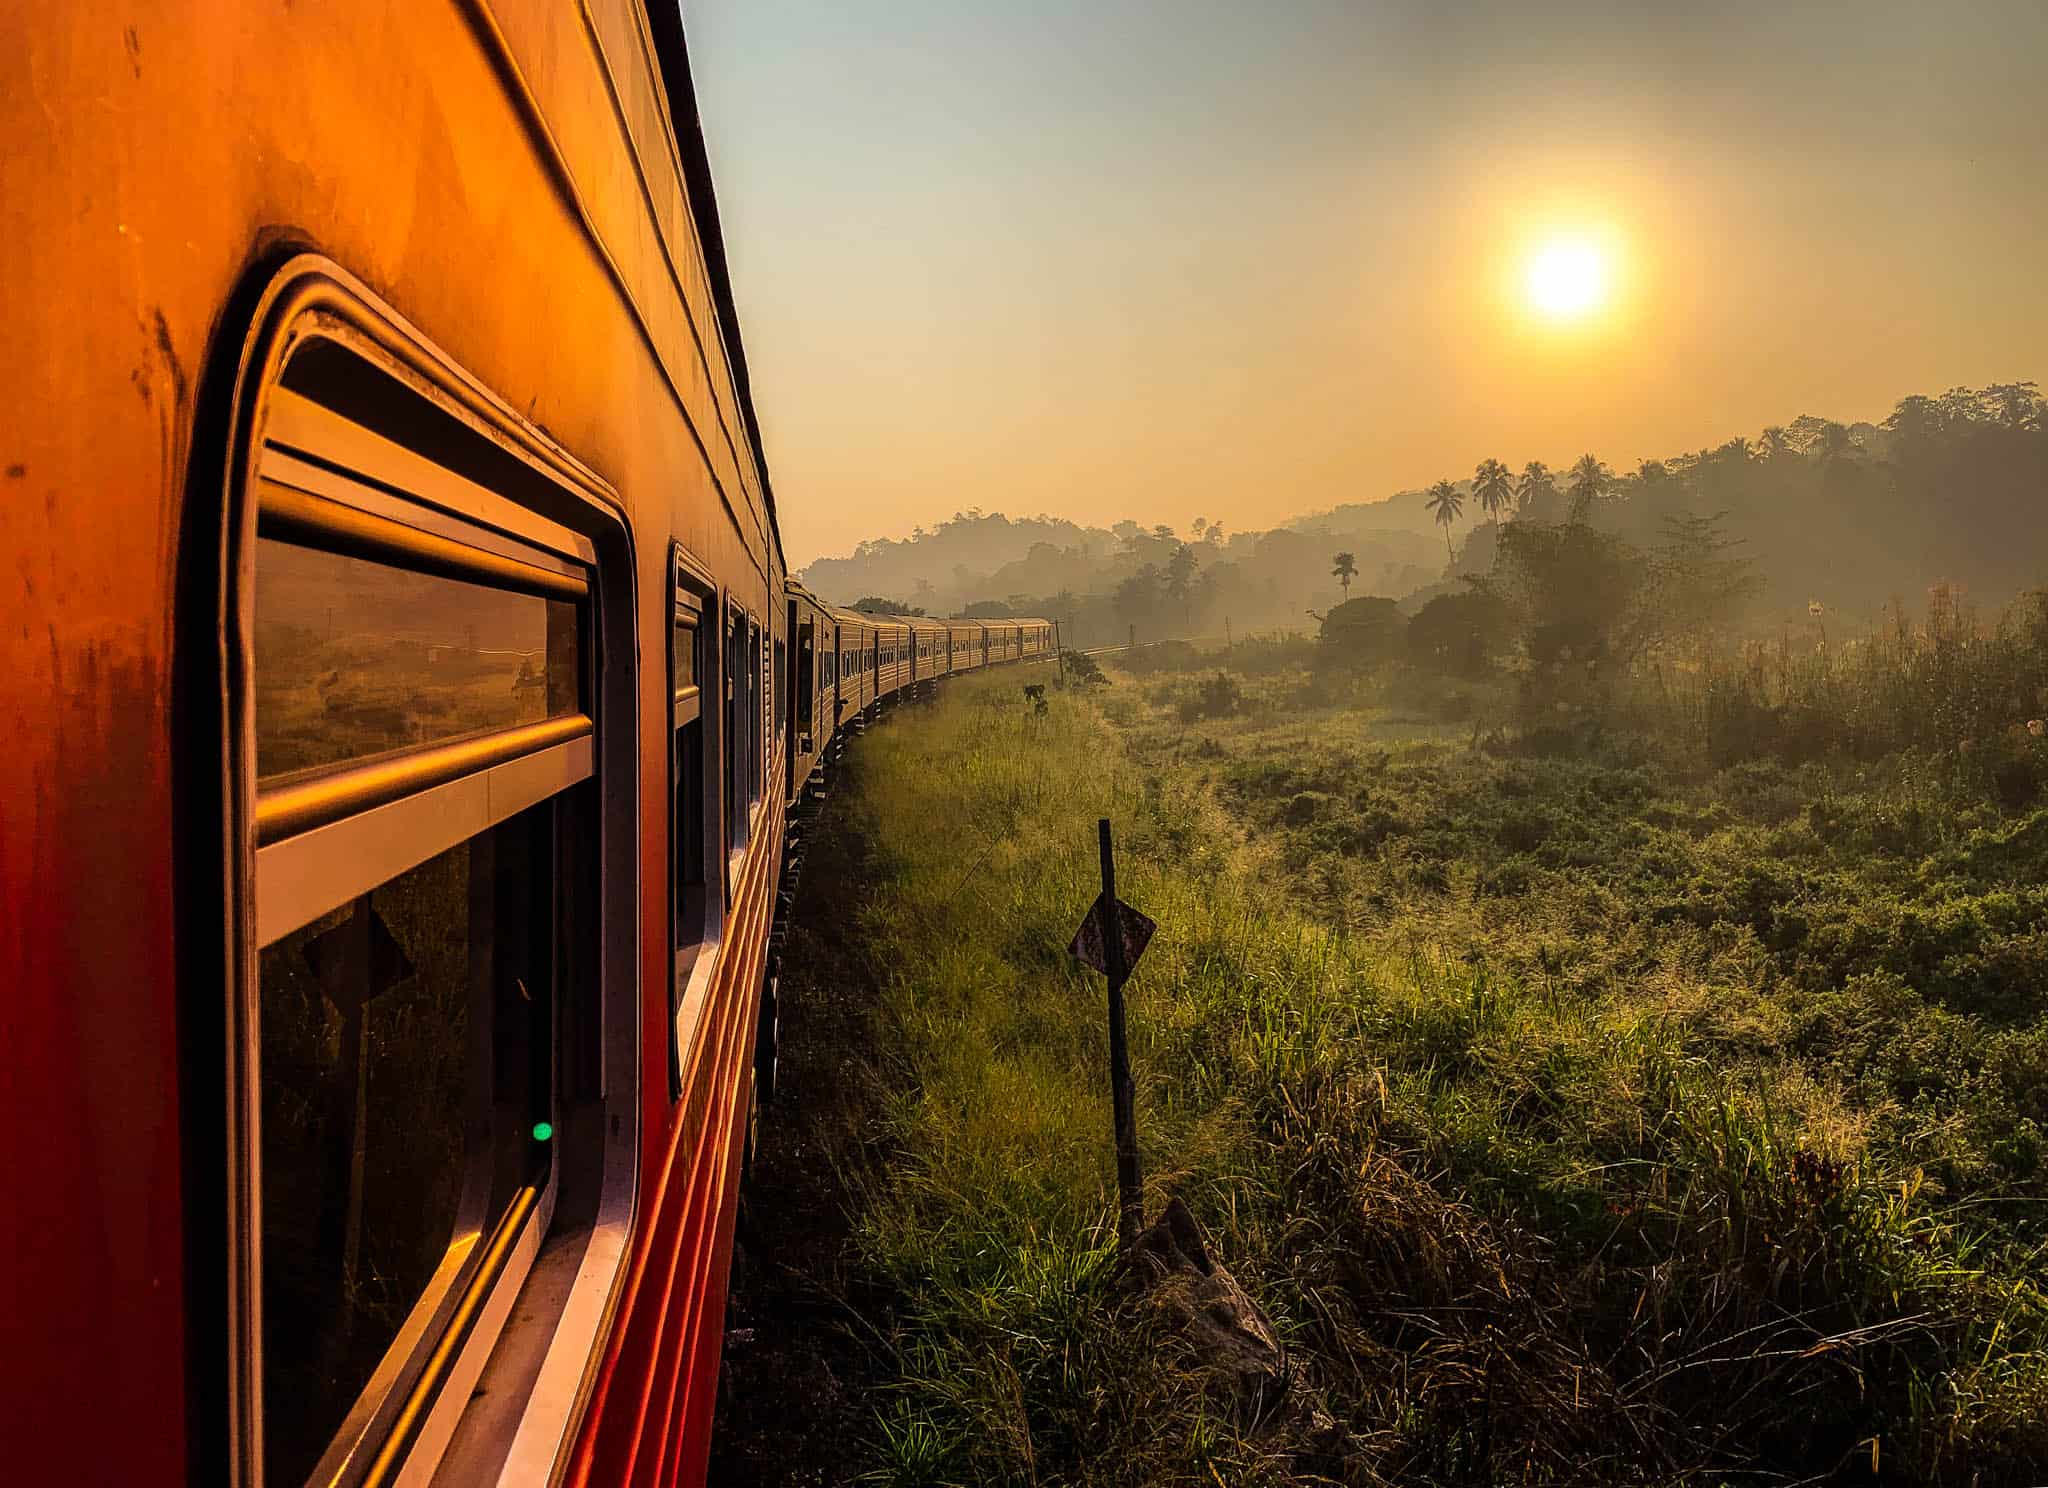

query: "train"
left=0, top=7, right=1052, bottom=1486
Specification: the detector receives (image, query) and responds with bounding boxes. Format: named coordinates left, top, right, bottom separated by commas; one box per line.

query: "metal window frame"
left=214, top=259, right=640, bottom=1488
left=670, top=550, right=722, bottom=1090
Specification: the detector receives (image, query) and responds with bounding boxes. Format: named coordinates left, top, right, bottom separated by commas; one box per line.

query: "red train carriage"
left=1, top=8, right=1059, bottom=1485
left=784, top=581, right=838, bottom=797
left=2, top=5, right=788, bottom=1485
left=828, top=608, right=876, bottom=718
left=907, top=615, right=952, bottom=685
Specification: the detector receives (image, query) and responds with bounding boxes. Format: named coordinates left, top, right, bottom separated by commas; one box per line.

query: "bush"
left=1176, top=671, right=1242, bottom=722
left=1316, top=595, right=1405, bottom=670
left=1057, top=649, right=1107, bottom=686
left=1408, top=589, right=1513, bottom=677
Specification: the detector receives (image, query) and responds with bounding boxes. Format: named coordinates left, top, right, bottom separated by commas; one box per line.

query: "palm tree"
left=1515, top=460, right=1556, bottom=517
left=1331, top=551, right=1357, bottom=597
left=1473, top=458, right=1514, bottom=525
left=1566, top=454, right=1607, bottom=522
left=1424, top=480, right=1463, bottom=563
left=1756, top=425, right=1791, bottom=461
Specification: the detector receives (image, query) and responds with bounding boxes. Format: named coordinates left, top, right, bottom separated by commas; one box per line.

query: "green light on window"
left=531, top=1121, right=554, bottom=1143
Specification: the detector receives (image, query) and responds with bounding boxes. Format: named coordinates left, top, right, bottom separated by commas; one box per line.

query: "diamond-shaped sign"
left=1069, top=893, right=1155, bottom=978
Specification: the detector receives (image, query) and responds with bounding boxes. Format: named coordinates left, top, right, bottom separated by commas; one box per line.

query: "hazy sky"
left=684, top=1, right=2048, bottom=566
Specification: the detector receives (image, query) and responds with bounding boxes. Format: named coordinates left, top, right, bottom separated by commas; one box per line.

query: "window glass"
left=748, top=622, right=763, bottom=802
left=774, top=637, right=787, bottom=734
left=675, top=613, right=705, bottom=942
left=726, top=611, right=746, bottom=850
left=259, top=804, right=553, bottom=1487
left=255, top=537, right=580, bottom=780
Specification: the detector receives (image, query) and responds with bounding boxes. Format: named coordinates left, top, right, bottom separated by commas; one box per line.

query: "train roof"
left=831, top=606, right=910, bottom=631
left=784, top=576, right=829, bottom=607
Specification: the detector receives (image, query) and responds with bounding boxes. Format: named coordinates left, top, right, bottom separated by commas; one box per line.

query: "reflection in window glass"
left=254, top=537, right=580, bottom=780
left=258, top=804, right=552, bottom=1488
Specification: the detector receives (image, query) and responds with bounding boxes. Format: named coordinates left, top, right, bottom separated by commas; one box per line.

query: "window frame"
left=217, top=261, right=640, bottom=1488
left=671, top=550, right=723, bottom=1095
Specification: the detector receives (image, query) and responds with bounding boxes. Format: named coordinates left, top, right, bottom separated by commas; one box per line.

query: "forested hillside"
left=800, top=384, right=2046, bottom=648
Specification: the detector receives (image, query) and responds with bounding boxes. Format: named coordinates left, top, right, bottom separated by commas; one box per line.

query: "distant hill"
left=798, top=382, right=2047, bottom=647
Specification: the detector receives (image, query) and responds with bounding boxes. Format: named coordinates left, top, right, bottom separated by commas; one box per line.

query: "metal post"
left=1054, top=619, right=1064, bottom=685
left=1098, top=818, right=1143, bottom=1251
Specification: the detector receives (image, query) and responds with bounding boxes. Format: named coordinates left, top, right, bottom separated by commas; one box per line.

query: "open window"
left=243, top=378, right=602, bottom=1488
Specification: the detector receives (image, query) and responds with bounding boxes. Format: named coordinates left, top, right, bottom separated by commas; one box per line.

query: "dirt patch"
left=709, top=762, right=893, bottom=1486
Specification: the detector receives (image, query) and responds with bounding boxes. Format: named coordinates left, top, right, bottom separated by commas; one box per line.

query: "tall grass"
left=1638, top=587, right=2048, bottom=776
left=821, top=669, right=2046, bottom=1485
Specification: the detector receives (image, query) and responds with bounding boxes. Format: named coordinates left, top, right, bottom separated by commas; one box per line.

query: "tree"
left=1756, top=426, right=1791, bottom=461
left=1407, top=589, right=1513, bottom=677
left=1983, top=381, right=2043, bottom=429
left=1113, top=565, right=1162, bottom=636
left=1650, top=511, right=1761, bottom=647
left=1331, top=550, right=1357, bottom=597
left=1205, top=520, right=1224, bottom=545
left=1566, top=454, right=1608, bottom=522
left=1882, top=396, right=1944, bottom=448
left=1191, top=516, right=1208, bottom=540
left=1473, top=458, right=1514, bottom=525
left=853, top=595, right=923, bottom=616
left=1814, top=420, right=1855, bottom=463
left=1424, top=480, right=1464, bottom=563
left=1515, top=461, right=1558, bottom=519
left=1317, top=596, right=1406, bottom=669
left=1164, top=543, right=1198, bottom=632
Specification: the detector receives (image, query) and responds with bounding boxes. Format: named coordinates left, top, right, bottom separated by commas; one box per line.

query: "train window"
left=259, top=805, right=553, bottom=1486
left=254, top=540, right=580, bottom=781
left=249, top=487, right=594, bottom=1488
left=797, top=625, right=814, bottom=730
left=674, top=574, right=709, bottom=949
left=748, top=621, right=763, bottom=803
left=725, top=606, right=747, bottom=853
left=774, top=635, right=787, bottom=737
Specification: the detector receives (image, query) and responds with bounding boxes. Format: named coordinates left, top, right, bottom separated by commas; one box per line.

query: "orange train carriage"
left=0, top=6, right=1048, bottom=1487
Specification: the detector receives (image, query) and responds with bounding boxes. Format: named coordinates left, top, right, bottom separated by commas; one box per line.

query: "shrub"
left=1176, top=671, right=1242, bottom=722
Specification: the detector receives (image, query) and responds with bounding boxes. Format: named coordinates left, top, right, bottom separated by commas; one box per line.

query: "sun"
left=1524, top=236, right=1611, bottom=322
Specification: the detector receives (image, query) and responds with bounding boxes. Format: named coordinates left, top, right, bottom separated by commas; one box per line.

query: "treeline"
left=814, top=381, right=2046, bottom=645
left=1425, top=382, right=2048, bottom=617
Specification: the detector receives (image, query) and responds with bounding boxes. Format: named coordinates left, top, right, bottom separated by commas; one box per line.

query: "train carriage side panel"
left=0, top=5, right=793, bottom=1486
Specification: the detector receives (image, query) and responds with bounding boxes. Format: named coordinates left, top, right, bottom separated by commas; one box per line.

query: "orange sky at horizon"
left=686, top=0, right=2048, bottom=566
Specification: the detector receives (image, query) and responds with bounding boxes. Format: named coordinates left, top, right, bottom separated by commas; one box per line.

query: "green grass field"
left=779, top=659, right=2047, bottom=1486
